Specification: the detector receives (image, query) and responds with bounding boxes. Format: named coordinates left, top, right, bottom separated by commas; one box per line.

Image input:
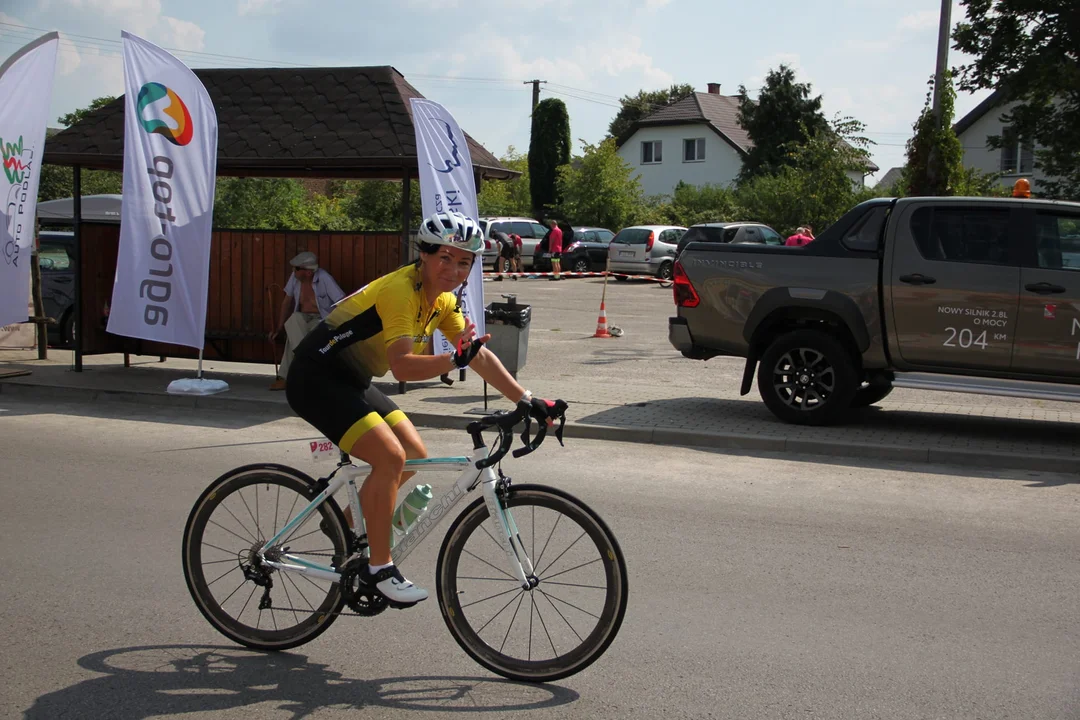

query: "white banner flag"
left=410, top=98, right=485, bottom=350
left=109, top=31, right=217, bottom=349
left=0, top=32, right=58, bottom=328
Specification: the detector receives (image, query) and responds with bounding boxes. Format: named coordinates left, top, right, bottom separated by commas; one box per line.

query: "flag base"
left=167, top=378, right=229, bottom=395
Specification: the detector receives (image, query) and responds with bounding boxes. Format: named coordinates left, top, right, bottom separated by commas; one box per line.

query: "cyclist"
left=286, top=211, right=558, bottom=607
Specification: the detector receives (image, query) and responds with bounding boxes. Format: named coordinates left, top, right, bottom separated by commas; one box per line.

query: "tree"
left=528, top=98, right=571, bottom=219
left=954, top=0, right=1080, bottom=198
left=735, top=116, right=875, bottom=235
left=607, top=83, right=695, bottom=140
left=555, top=138, right=644, bottom=230
left=38, top=96, right=124, bottom=203
left=214, top=178, right=349, bottom=230
left=57, top=96, right=117, bottom=128
left=336, top=180, right=420, bottom=230
left=477, top=147, right=531, bottom=217
left=903, top=74, right=966, bottom=196
left=737, top=65, right=829, bottom=182
left=667, top=182, right=740, bottom=227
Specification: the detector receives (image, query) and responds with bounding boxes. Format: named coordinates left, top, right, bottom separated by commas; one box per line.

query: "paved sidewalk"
left=2, top=276, right=1078, bottom=474
left=1, top=345, right=1077, bottom=475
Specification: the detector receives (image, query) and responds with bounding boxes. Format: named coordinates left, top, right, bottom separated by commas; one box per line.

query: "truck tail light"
left=645, top=231, right=655, bottom=253
left=673, top=260, right=700, bottom=308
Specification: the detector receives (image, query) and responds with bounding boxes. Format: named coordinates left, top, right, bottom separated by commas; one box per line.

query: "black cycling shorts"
left=285, top=351, right=407, bottom=451
left=500, top=244, right=518, bottom=259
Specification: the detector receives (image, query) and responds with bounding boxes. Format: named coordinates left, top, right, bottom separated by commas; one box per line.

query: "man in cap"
left=269, top=251, right=346, bottom=390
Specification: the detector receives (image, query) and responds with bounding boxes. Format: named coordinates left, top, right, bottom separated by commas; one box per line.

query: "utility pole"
left=931, top=0, right=952, bottom=124
left=523, top=79, right=547, bottom=111
left=926, top=0, right=953, bottom=193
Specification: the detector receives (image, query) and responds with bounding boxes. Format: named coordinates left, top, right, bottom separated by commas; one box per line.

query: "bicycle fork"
left=482, top=471, right=535, bottom=590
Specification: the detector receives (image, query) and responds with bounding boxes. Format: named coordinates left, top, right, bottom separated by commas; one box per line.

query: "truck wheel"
left=850, top=383, right=893, bottom=409
left=757, top=330, right=858, bottom=426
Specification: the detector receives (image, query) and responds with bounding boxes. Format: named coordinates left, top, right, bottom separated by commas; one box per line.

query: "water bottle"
left=390, top=484, right=433, bottom=547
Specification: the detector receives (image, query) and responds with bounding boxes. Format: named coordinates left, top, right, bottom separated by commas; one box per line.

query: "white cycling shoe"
left=369, top=565, right=429, bottom=606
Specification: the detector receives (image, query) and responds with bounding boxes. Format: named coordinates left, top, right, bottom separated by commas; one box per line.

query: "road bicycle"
left=181, top=401, right=629, bottom=683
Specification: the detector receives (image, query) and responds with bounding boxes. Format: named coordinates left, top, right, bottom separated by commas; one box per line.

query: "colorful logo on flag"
left=136, top=82, right=193, bottom=146
left=1, top=135, right=27, bottom=184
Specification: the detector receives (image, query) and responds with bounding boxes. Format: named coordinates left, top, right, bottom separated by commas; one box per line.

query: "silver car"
left=607, top=225, right=687, bottom=280
left=478, top=217, right=550, bottom=268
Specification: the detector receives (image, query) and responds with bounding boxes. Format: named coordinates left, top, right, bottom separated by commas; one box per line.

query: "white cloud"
left=644, top=0, right=673, bottom=9
left=238, top=0, right=286, bottom=15
left=0, top=11, right=28, bottom=27
left=898, top=10, right=938, bottom=31
left=161, top=17, right=206, bottom=51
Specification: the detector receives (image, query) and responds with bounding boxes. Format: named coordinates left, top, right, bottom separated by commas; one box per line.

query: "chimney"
left=706, top=82, right=721, bottom=95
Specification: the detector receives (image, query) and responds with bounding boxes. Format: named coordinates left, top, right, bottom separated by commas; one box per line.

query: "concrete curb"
left=2, top=379, right=1077, bottom=475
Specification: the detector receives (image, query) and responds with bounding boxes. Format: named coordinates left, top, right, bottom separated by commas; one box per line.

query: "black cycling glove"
left=452, top=337, right=484, bottom=369
left=527, top=396, right=559, bottom=423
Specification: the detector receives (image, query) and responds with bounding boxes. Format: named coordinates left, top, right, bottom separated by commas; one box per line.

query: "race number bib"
left=309, top=438, right=338, bottom=464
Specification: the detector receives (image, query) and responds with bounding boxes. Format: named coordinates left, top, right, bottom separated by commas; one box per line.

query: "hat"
left=290, top=251, right=318, bottom=270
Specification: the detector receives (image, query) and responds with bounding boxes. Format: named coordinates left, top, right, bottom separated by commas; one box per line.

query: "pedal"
left=386, top=598, right=425, bottom=610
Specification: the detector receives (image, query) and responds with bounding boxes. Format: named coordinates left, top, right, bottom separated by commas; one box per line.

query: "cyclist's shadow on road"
left=25, top=644, right=578, bottom=719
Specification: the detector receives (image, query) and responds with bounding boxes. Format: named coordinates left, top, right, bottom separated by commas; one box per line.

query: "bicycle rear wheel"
left=182, top=464, right=349, bottom=651
left=436, top=484, right=628, bottom=682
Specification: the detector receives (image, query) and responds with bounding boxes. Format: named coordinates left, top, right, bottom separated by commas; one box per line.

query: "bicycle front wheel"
left=182, top=464, right=349, bottom=651
left=436, top=484, right=628, bottom=682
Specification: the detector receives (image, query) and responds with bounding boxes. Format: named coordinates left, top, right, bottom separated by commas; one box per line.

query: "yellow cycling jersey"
left=297, top=263, right=466, bottom=379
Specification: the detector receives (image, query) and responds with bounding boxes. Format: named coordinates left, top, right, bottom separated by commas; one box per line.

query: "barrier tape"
left=484, top=271, right=670, bottom=283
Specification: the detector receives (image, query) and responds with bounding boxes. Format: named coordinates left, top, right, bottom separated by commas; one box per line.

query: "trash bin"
left=485, top=294, right=531, bottom=378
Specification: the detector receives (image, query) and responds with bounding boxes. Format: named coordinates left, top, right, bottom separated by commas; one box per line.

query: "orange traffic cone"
left=593, top=301, right=612, bottom=338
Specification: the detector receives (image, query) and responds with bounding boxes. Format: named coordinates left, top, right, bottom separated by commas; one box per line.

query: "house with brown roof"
left=614, top=83, right=876, bottom=198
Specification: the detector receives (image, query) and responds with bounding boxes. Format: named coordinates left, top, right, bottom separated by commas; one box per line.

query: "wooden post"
left=30, top=250, right=47, bottom=360
left=73, top=166, right=83, bottom=372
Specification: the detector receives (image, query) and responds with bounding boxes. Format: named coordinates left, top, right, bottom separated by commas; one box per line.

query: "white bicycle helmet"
left=417, top=211, right=484, bottom=254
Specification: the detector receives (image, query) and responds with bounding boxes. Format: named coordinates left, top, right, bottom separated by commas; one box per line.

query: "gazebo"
left=42, top=65, right=516, bottom=369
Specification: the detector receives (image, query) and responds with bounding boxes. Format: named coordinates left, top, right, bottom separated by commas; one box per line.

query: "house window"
left=641, top=140, right=662, bottom=164
left=683, top=138, right=705, bottom=162
left=1000, top=126, right=1035, bottom=174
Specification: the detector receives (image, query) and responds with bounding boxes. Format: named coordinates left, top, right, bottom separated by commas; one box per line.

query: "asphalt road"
left=1, top=397, right=1077, bottom=719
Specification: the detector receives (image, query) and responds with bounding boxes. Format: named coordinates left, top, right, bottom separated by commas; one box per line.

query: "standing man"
left=548, top=220, right=563, bottom=280
left=269, top=251, right=345, bottom=390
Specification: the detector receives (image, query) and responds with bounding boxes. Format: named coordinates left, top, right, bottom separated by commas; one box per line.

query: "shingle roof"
left=42, top=66, right=514, bottom=179
left=619, top=91, right=878, bottom=172
left=618, top=92, right=752, bottom=155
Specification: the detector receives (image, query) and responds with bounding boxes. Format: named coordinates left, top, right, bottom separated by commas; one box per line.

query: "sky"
left=0, top=0, right=994, bottom=186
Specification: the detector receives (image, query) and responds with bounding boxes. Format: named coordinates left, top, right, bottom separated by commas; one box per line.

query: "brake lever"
left=513, top=418, right=548, bottom=458
left=554, top=413, right=566, bottom=446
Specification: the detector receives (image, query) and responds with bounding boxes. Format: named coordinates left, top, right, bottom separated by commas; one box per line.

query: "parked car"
left=670, top=195, right=1080, bottom=425
left=533, top=226, right=615, bottom=273
left=478, top=217, right=550, bottom=268
left=674, top=222, right=783, bottom=257
left=36, top=231, right=76, bottom=346
left=607, top=225, right=687, bottom=280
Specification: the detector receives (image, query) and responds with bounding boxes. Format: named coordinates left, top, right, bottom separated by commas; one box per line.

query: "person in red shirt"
left=508, top=233, right=523, bottom=279
left=547, top=220, right=563, bottom=280
left=785, top=225, right=815, bottom=247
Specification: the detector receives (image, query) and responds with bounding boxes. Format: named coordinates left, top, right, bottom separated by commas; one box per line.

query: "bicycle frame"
left=257, top=449, right=536, bottom=589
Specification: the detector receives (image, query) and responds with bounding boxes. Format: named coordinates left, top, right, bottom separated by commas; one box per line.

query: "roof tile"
left=44, top=66, right=508, bottom=176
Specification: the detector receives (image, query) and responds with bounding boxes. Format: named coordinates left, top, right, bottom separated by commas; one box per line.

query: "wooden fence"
left=78, top=223, right=403, bottom=364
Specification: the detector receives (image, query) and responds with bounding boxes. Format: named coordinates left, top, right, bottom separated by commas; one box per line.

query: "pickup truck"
left=668, top=196, right=1080, bottom=425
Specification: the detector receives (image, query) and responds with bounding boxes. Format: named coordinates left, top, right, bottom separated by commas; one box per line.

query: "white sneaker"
left=370, top=565, right=428, bottom=606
